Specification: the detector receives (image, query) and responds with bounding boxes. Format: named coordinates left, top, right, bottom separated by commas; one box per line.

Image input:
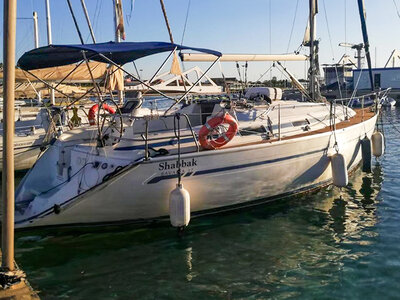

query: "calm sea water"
left=12, top=107, right=400, bottom=299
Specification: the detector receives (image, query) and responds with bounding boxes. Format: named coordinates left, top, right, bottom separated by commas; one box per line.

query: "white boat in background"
left=0, top=105, right=91, bottom=171
left=380, top=96, right=396, bottom=107
left=125, top=66, right=223, bottom=95
left=0, top=61, right=113, bottom=171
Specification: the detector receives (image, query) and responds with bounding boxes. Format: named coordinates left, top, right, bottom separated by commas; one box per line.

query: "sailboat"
left=0, top=62, right=112, bottom=171
left=13, top=1, right=387, bottom=228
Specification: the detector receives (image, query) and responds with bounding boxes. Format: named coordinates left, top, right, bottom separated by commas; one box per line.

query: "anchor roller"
left=331, top=153, right=348, bottom=187
left=169, top=184, right=191, bottom=227
left=371, top=131, right=384, bottom=157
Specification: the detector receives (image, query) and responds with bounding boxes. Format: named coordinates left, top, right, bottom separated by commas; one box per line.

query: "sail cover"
left=181, top=53, right=308, bottom=62
left=0, top=62, right=107, bottom=82
left=18, top=41, right=222, bottom=71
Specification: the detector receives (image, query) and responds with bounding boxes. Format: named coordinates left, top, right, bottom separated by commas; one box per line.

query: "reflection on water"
left=12, top=108, right=400, bottom=299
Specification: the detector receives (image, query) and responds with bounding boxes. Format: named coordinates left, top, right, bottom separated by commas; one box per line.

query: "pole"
left=2, top=0, right=17, bottom=271
left=33, top=11, right=42, bottom=104
left=33, top=11, right=39, bottom=48
left=278, top=104, right=281, bottom=141
left=113, top=0, right=121, bottom=43
left=357, top=48, right=362, bottom=69
left=67, top=0, right=85, bottom=45
left=113, top=0, right=124, bottom=104
left=357, top=0, right=374, bottom=91
left=45, top=0, right=52, bottom=44
left=80, top=0, right=96, bottom=43
left=45, top=0, right=55, bottom=105
left=309, top=0, right=316, bottom=101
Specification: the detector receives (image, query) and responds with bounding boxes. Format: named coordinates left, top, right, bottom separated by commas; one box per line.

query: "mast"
left=309, top=0, right=315, bottom=100
left=45, top=0, right=52, bottom=44
left=308, top=0, right=321, bottom=101
left=67, top=0, right=85, bottom=45
left=33, top=11, right=39, bottom=48
left=80, top=0, right=96, bottom=43
left=357, top=0, right=374, bottom=91
left=33, top=11, right=42, bottom=103
left=45, top=0, right=55, bottom=105
left=2, top=0, right=17, bottom=271
left=113, top=0, right=124, bottom=103
left=113, top=0, right=121, bottom=42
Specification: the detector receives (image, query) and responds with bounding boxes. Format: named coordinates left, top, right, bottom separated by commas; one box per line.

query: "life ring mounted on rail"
left=198, top=113, right=239, bottom=150
left=88, top=103, right=116, bottom=125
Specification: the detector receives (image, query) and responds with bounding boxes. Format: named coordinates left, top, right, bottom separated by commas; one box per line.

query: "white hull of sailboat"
left=15, top=113, right=377, bottom=228
left=0, top=146, right=42, bottom=171
left=0, top=131, right=45, bottom=171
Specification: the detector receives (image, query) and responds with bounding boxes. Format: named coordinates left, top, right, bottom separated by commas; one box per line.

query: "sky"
left=1, top=0, right=400, bottom=81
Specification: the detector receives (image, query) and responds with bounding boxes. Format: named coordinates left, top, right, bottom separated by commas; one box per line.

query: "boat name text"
left=159, top=158, right=197, bottom=171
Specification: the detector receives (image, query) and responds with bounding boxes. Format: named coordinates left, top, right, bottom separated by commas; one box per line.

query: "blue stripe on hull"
left=147, top=148, right=325, bottom=184
left=114, top=137, right=195, bottom=151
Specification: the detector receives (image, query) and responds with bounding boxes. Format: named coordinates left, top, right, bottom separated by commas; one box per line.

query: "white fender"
left=371, top=131, right=384, bottom=157
left=169, top=184, right=191, bottom=227
left=331, top=153, right=348, bottom=188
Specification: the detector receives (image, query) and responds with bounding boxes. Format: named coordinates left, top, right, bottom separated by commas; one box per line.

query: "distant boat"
left=348, top=96, right=375, bottom=108
left=380, top=96, right=396, bottom=107
left=0, top=62, right=109, bottom=171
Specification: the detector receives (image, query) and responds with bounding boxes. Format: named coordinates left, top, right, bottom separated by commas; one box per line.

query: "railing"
left=112, top=88, right=393, bottom=157
left=141, top=112, right=200, bottom=161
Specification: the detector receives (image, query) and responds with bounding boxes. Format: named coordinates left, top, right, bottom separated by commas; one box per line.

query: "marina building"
left=353, top=67, right=400, bottom=90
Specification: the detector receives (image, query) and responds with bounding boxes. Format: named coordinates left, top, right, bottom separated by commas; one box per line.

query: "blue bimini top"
left=18, top=41, right=222, bottom=71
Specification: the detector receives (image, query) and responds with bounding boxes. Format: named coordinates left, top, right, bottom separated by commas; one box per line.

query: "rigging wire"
left=393, top=0, right=400, bottom=21
left=286, top=0, right=299, bottom=54
left=66, top=0, right=85, bottom=44
left=344, top=0, right=348, bottom=97
left=280, top=0, right=300, bottom=80
left=268, top=0, right=272, bottom=80
left=255, top=64, right=274, bottom=83
left=180, top=0, right=191, bottom=46
left=180, top=0, right=192, bottom=73
left=93, top=0, right=103, bottom=40
left=322, top=0, right=343, bottom=99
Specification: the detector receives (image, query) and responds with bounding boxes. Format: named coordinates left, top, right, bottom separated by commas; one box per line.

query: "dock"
left=0, top=251, right=39, bottom=300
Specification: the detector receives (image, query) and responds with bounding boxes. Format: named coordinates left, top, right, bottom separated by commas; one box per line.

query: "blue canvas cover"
left=18, top=41, right=221, bottom=71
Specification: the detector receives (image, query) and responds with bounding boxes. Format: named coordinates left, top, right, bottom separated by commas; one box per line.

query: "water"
left=12, top=108, right=400, bottom=299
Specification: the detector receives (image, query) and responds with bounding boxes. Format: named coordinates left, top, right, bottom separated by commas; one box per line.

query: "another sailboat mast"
left=113, top=0, right=121, bottom=43
left=45, top=0, right=55, bottom=105
left=357, top=0, right=374, bottom=91
left=112, top=0, right=124, bottom=103
left=309, top=0, right=316, bottom=101
left=307, top=0, right=321, bottom=101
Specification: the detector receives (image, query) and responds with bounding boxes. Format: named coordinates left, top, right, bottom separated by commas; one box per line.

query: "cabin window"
left=292, top=119, right=310, bottom=127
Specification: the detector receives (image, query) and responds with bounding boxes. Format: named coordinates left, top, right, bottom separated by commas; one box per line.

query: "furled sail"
left=115, top=0, right=126, bottom=40
left=105, top=65, right=124, bottom=91
left=303, top=0, right=318, bottom=46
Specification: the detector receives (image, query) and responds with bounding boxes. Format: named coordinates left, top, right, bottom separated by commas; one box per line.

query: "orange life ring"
left=88, top=103, right=116, bottom=125
left=198, top=113, right=238, bottom=150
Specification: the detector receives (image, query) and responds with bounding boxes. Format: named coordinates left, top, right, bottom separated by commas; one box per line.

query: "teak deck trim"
left=221, top=108, right=376, bottom=150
